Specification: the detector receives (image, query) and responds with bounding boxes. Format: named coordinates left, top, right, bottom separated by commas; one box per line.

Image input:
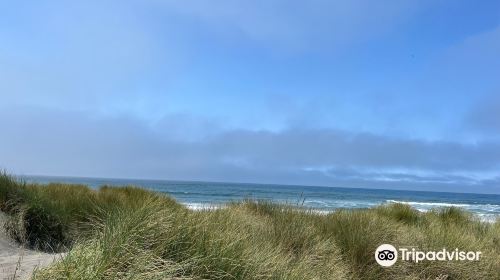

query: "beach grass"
left=0, top=172, right=499, bottom=280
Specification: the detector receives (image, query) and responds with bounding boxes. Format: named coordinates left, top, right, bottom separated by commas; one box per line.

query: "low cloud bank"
left=1, top=108, right=499, bottom=193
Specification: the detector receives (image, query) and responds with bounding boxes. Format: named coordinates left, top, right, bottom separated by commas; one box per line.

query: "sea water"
left=22, top=175, right=500, bottom=222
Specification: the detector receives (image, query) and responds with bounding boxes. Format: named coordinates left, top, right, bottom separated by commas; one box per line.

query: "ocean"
left=21, top=175, right=500, bottom=222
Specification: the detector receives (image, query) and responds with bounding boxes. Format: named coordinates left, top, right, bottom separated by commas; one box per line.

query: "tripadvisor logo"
left=375, top=244, right=482, bottom=267
left=375, top=244, right=398, bottom=267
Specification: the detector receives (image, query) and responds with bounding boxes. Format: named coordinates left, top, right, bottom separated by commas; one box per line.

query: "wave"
left=182, top=201, right=499, bottom=222
left=386, top=200, right=500, bottom=222
left=385, top=200, right=471, bottom=207
left=476, top=213, right=500, bottom=223
left=184, top=203, right=224, bottom=211
left=386, top=200, right=500, bottom=211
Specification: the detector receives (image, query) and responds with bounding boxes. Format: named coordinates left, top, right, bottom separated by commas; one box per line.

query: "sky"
left=1, top=0, right=500, bottom=193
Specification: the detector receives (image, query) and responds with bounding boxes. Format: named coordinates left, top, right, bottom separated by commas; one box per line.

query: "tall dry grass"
left=1, top=173, right=498, bottom=279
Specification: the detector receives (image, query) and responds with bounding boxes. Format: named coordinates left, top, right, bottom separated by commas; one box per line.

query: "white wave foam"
left=386, top=200, right=470, bottom=207
left=477, top=213, right=500, bottom=223
left=304, top=200, right=378, bottom=208
left=182, top=200, right=500, bottom=222
left=309, top=209, right=331, bottom=215
left=386, top=200, right=500, bottom=222
left=184, top=203, right=222, bottom=211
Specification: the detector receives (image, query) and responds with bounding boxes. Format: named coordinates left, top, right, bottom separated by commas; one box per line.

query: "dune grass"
left=0, top=173, right=499, bottom=280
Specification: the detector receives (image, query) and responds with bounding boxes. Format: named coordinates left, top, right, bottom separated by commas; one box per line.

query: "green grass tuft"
left=1, top=173, right=499, bottom=280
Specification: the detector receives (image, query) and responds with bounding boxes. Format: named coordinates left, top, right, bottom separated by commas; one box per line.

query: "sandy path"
left=0, top=212, right=63, bottom=280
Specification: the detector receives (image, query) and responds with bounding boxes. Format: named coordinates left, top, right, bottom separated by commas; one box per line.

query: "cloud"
left=419, top=25, right=500, bottom=140
left=466, top=96, right=500, bottom=137
left=1, top=107, right=499, bottom=193
left=0, top=0, right=428, bottom=111
left=443, top=25, right=500, bottom=81
left=0, top=0, right=181, bottom=114
left=159, top=0, right=425, bottom=51
left=388, top=24, right=500, bottom=142
left=420, top=24, right=500, bottom=100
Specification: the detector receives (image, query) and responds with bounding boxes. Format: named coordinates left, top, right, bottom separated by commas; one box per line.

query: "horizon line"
left=16, top=172, right=500, bottom=197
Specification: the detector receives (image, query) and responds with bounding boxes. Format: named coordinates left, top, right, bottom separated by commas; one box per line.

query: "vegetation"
left=0, top=172, right=499, bottom=279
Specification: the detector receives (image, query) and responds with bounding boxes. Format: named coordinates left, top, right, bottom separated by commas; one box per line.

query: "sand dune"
left=0, top=213, right=62, bottom=280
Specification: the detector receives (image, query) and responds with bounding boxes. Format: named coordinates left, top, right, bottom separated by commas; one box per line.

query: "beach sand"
left=0, top=212, right=62, bottom=280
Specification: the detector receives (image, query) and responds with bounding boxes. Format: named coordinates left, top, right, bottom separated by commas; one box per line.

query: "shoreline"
left=183, top=201, right=500, bottom=223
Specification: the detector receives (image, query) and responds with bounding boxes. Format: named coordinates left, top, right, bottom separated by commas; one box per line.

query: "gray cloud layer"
left=2, top=107, right=499, bottom=193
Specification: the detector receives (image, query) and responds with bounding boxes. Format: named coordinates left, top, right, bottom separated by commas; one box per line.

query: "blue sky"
left=1, top=1, right=499, bottom=193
